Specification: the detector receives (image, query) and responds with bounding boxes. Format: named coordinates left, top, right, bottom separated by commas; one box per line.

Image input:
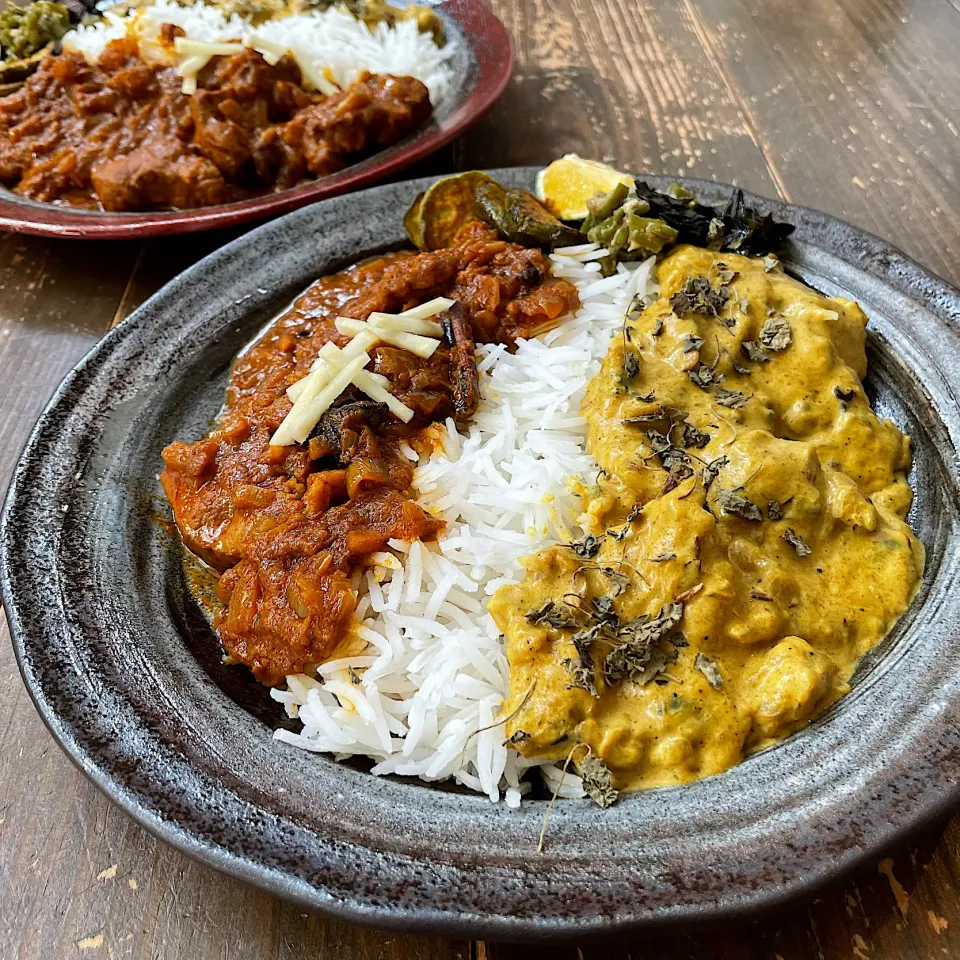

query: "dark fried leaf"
left=682, top=333, right=704, bottom=353
left=694, top=653, right=723, bottom=690
left=767, top=499, right=783, bottom=521
left=651, top=552, right=676, bottom=562
left=716, top=487, right=764, bottom=521
left=652, top=317, right=664, bottom=337
left=782, top=528, right=812, bottom=557
left=623, top=350, right=640, bottom=380
left=719, top=188, right=795, bottom=256
left=505, top=730, right=530, bottom=745
left=347, top=666, right=362, bottom=685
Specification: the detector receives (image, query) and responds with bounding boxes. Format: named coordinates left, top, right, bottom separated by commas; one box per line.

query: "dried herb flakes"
left=695, top=653, right=724, bottom=690
left=782, top=528, right=812, bottom=557
left=576, top=753, right=619, bottom=808
left=716, top=487, right=764, bottom=521
left=759, top=315, right=792, bottom=352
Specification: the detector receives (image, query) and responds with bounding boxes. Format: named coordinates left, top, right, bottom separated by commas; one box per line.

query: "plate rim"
left=0, top=0, right=513, bottom=240
left=3, top=169, right=960, bottom=940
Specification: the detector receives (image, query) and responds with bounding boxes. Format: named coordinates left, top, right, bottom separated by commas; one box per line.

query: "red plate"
left=0, top=0, right=512, bottom=239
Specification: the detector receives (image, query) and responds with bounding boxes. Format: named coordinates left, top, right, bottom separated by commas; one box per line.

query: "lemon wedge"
left=535, top=155, right=635, bottom=221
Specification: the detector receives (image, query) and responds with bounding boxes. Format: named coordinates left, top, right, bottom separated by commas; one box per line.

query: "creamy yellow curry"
left=489, top=245, right=924, bottom=795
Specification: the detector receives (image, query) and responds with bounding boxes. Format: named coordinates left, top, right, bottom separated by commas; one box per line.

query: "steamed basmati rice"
left=63, top=0, right=455, bottom=104
left=272, top=246, right=658, bottom=804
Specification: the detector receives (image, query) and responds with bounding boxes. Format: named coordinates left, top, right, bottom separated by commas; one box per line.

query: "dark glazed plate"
left=3, top=170, right=960, bottom=941
left=0, top=0, right=511, bottom=239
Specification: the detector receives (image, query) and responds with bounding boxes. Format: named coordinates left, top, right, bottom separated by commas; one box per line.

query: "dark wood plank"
left=685, top=0, right=960, bottom=285
left=463, top=0, right=781, bottom=197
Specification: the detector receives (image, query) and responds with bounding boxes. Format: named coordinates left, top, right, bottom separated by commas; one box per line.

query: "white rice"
left=63, top=0, right=455, bottom=104
left=272, top=248, right=659, bottom=804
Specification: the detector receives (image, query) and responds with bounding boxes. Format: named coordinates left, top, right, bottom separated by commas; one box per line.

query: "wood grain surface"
left=2, top=0, right=959, bottom=957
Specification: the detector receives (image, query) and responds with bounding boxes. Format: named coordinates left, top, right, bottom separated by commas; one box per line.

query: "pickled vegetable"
left=0, top=2, right=70, bottom=62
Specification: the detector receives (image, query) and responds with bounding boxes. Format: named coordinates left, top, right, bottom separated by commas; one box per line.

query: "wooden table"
left=1, top=0, right=958, bottom=956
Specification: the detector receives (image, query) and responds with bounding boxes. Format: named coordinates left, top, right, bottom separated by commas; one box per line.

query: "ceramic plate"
left=0, top=0, right=511, bottom=239
left=3, top=170, right=960, bottom=940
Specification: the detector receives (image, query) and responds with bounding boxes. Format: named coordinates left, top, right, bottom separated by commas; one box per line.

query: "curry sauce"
left=489, top=245, right=923, bottom=793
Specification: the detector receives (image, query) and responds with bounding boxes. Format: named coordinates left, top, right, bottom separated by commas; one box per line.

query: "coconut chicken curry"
left=490, top=245, right=923, bottom=794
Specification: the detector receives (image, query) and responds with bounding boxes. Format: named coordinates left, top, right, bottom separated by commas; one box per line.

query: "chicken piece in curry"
left=489, top=245, right=923, bottom=793
left=161, top=221, right=579, bottom=685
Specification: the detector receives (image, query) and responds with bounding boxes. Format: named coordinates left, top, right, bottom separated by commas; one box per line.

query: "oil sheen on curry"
left=489, top=244, right=923, bottom=793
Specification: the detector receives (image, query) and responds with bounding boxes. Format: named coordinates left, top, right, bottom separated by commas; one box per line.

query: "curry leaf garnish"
left=651, top=552, right=677, bottom=563
left=716, top=487, right=764, bottom=521
left=525, top=600, right=579, bottom=629
left=689, top=362, right=724, bottom=389
left=646, top=428, right=694, bottom=482
left=505, top=730, right=530, bottom=745
left=670, top=275, right=730, bottom=318
left=702, top=455, right=730, bottom=489
left=623, top=350, right=640, bottom=380
left=759, top=316, right=792, bottom=352
left=575, top=753, right=619, bottom=808
left=603, top=602, right=685, bottom=686
left=562, top=658, right=597, bottom=696
left=750, top=589, right=774, bottom=601
left=624, top=410, right=667, bottom=425
left=741, top=340, right=769, bottom=363
left=682, top=333, right=704, bottom=353
left=567, top=534, right=603, bottom=559
left=695, top=653, right=724, bottom=690
left=592, top=594, right=620, bottom=626
left=600, top=567, right=630, bottom=595
left=681, top=422, right=711, bottom=449
left=782, top=527, right=812, bottom=557
left=652, top=317, right=664, bottom=337
left=714, top=386, right=751, bottom=409
left=767, top=499, right=783, bottom=521
left=348, top=666, right=362, bottom=685
left=571, top=626, right=598, bottom=668
left=733, top=358, right=752, bottom=376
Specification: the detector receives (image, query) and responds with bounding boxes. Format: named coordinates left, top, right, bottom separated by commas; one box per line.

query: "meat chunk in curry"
left=489, top=245, right=923, bottom=793
left=161, top=222, right=579, bottom=684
